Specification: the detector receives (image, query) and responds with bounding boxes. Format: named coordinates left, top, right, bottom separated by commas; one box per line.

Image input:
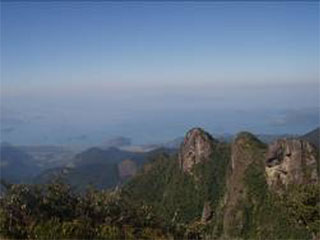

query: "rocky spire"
left=178, top=128, right=218, bottom=173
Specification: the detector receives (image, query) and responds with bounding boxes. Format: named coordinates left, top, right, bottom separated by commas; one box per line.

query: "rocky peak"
left=178, top=128, right=218, bottom=173
left=265, top=139, right=318, bottom=192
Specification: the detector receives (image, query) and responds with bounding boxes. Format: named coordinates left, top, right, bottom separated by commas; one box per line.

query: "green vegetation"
left=241, top=162, right=312, bottom=239
left=216, top=134, right=319, bottom=240
left=0, top=182, right=169, bottom=239
left=124, top=144, right=230, bottom=237
left=222, top=159, right=319, bottom=240
left=0, top=141, right=318, bottom=239
left=282, top=183, right=320, bottom=237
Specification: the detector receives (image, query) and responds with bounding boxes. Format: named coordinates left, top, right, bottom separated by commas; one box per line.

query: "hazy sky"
left=1, top=2, right=319, bottom=145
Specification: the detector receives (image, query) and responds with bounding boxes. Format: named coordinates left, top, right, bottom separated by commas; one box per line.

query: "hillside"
left=34, top=146, right=177, bottom=190
left=0, top=143, right=40, bottom=183
left=301, top=127, right=320, bottom=148
left=0, top=127, right=319, bottom=239
left=123, top=128, right=320, bottom=239
left=16, top=145, right=75, bottom=169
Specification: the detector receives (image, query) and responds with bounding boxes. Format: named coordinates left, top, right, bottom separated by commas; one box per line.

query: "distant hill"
left=161, top=137, right=184, bottom=149
left=300, top=127, right=320, bottom=148
left=72, top=146, right=148, bottom=167
left=17, top=145, right=75, bottom=169
left=34, top=146, right=176, bottom=190
left=0, top=143, right=41, bottom=183
left=102, top=137, right=131, bottom=149
left=257, top=133, right=298, bottom=143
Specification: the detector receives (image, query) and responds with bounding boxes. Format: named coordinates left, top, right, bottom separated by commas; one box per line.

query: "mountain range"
left=1, top=128, right=318, bottom=191
left=122, top=127, right=319, bottom=239
left=33, top=146, right=176, bottom=190
left=0, top=127, right=319, bottom=239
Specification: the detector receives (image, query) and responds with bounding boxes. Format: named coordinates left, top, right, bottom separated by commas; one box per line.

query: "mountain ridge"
left=123, top=127, right=319, bottom=239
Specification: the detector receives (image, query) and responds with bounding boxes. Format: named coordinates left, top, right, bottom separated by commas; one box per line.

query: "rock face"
left=178, top=128, right=217, bottom=173
left=118, top=159, right=137, bottom=180
left=265, top=139, right=318, bottom=191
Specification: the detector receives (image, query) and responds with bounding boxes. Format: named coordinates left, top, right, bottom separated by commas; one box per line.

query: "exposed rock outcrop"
left=178, top=128, right=217, bottom=173
left=265, top=139, right=319, bottom=192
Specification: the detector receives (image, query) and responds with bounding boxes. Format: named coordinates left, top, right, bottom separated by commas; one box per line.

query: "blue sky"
left=1, top=2, right=319, bottom=145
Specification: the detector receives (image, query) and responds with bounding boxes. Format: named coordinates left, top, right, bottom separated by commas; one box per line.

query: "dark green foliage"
left=124, top=144, right=231, bottom=236
left=282, top=183, right=320, bottom=237
left=0, top=183, right=80, bottom=239
left=193, top=143, right=230, bottom=204
left=0, top=182, right=169, bottom=239
left=221, top=134, right=313, bottom=240
left=67, top=163, right=120, bottom=190
left=161, top=162, right=202, bottom=223
left=236, top=132, right=267, bottom=150
left=124, top=153, right=171, bottom=207
left=244, top=161, right=268, bottom=203
left=0, top=140, right=318, bottom=239
left=240, top=162, right=312, bottom=239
